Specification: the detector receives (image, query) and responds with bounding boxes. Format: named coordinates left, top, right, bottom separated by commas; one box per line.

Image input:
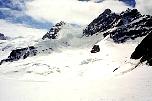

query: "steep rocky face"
left=108, top=9, right=151, bottom=43
left=84, top=8, right=152, bottom=43
left=131, top=31, right=152, bottom=66
left=0, top=21, right=66, bottom=65
left=117, top=9, right=142, bottom=26
left=83, top=9, right=120, bottom=36
left=42, top=21, right=65, bottom=40
left=0, top=46, right=37, bottom=65
left=86, top=8, right=152, bottom=66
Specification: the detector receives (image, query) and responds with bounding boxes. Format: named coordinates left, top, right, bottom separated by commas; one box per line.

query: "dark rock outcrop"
left=42, top=21, right=65, bottom=40
left=83, top=9, right=120, bottom=36
left=131, top=31, right=152, bottom=66
left=0, top=21, right=66, bottom=65
left=91, top=45, right=100, bottom=53
left=83, top=8, right=152, bottom=43
left=109, top=9, right=151, bottom=43
left=0, top=33, right=7, bottom=40
left=0, top=46, right=37, bottom=65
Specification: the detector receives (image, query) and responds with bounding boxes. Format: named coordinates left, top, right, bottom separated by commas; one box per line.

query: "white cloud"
left=25, top=0, right=128, bottom=25
left=136, top=0, right=152, bottom=15
left=0, top=20, right=47, bottom=38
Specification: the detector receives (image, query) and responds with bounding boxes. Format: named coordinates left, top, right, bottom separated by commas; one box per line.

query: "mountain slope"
left=1, top=8, right=152, bottom=66
left=0, top=8, right=152, bottom=101
left=131, top=30, right=152, bottom=65
left=83, top=8, right=152, bottom=43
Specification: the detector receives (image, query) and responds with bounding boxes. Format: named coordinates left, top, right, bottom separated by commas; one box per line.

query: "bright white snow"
left=0, top=23, right=152, bottom=101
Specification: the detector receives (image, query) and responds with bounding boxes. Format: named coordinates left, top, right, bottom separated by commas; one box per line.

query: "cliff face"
left=131, top=31, right=152, bottom=65
left=83, top=9, right=152, bottom=43
left=42, top=21, right=66, bottom=40
left=83, top=8, right=152, bottom=66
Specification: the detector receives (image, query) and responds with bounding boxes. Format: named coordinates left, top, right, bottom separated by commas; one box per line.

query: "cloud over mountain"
left=1, top=0, right=152, bottom=28
left=0, top=0, right=52, bottom=29
left=26, top=0, right=129, bottom=25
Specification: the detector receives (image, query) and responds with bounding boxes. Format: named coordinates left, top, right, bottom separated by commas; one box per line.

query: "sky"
left=0, top=0, right=133, bottom=29
left=0, top=0, right=52, bottom=29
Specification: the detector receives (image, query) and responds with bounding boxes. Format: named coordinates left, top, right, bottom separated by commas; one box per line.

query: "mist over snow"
left=1, top=0, right=152, bottom=101
left=0, top=19, right=47, bottom=38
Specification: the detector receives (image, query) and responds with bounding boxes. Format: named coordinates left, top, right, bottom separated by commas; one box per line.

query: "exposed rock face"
left=84, top=8, right=152, bottom=43
left=83, top=9, right=120, bottom=36
left=42, top=21, right=65, bottom=40
left=91, top=45, right=100, bottom=53
left=0, top=46, right=37, bottom=65
left=0, top=33, right=7, bottom=40
left=87, top=8, right=152, bottom=66
left=108, top=9, right=151, bottom=43
left=131, top=31, right=152, bottom=66
left=0, top=21, right=66, bottom=65
left=1, top=8, right=152, bottom=66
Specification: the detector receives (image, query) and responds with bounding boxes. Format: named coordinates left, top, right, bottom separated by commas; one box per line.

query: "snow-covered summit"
left=0, top=8, right=152, bottom=101
left=42, top=21, right=66, bottom=40
left=0, top=8, right=152, bottom=68
left=84, top=8, right=152, bottom=43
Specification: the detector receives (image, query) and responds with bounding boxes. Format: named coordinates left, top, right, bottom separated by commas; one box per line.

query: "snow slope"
left=0, top=42, right=152, bottom=101
left=0, top=27, right=152, bottom=101
left=0, top=8, right=152, bottom=101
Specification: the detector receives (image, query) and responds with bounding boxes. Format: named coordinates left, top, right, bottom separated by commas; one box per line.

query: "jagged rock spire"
left=42, top=21, right=66, bottom=40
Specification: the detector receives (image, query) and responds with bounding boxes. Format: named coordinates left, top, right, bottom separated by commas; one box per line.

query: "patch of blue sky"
left=119, top=0, right=136, bottom=8
left=0, top=0, right=52, bottom=29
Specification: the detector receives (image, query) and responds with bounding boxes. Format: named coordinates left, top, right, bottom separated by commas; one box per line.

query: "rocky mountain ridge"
left=83, top=8, right=152, bottom=43
left=0, top=8, right=152, bottom=66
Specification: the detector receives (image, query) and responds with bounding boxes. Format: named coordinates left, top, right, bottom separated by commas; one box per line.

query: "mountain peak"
left=1, top=8, right=152, bottom=67
left=42, top=21, right=66, bottom=40
left=83, top=9, right=119, bottom=36
left=83, top=8, right=152, bottom=43
left=120, top=8, right=141, bottom=18
left=100, top=9, right=112, bottom=16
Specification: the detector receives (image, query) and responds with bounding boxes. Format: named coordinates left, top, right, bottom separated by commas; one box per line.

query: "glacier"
left=0, top=7, right=152, bottom=101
